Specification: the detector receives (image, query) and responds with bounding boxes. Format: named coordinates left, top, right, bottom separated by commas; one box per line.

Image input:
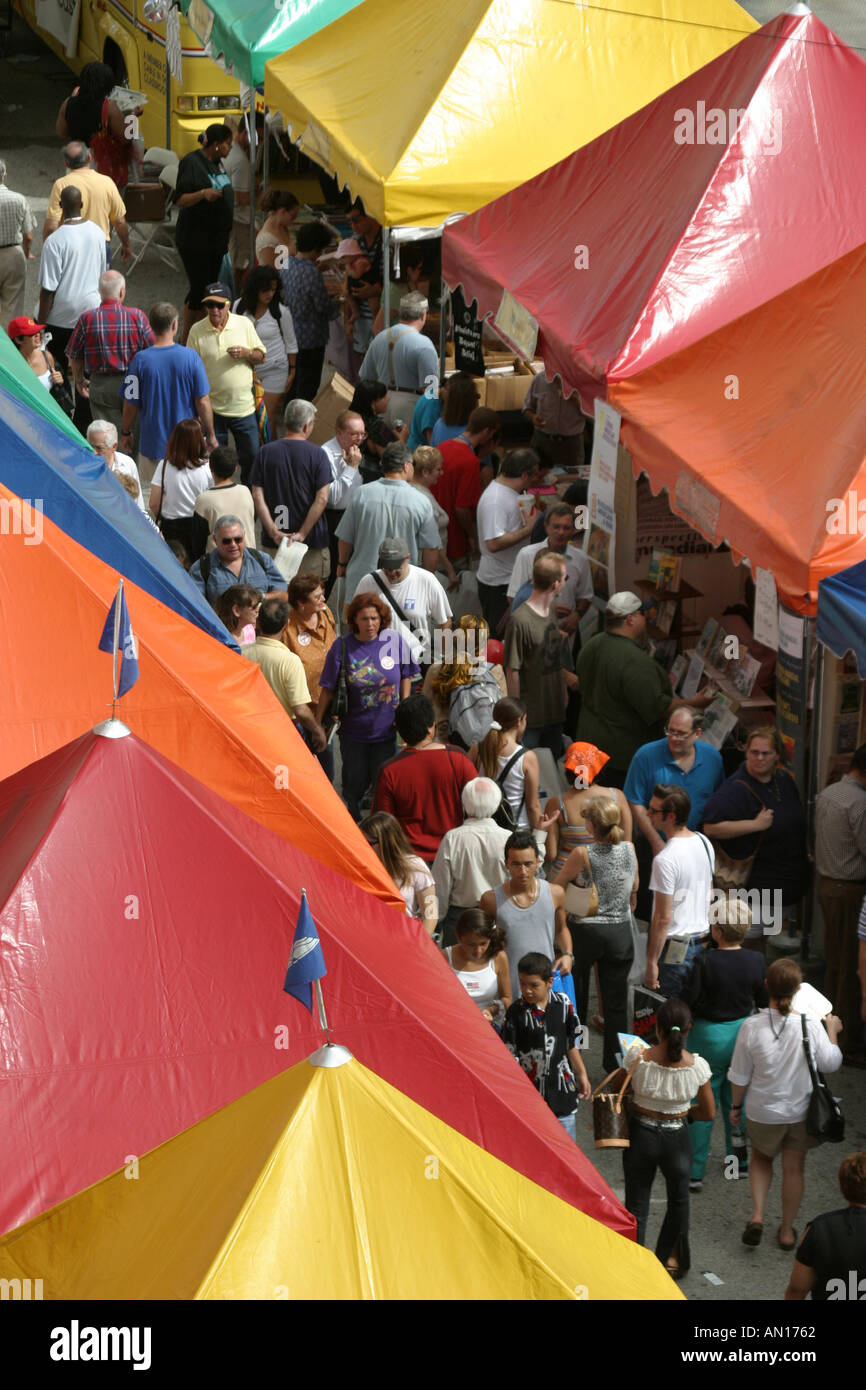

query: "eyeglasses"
left=204, top=302, right=227, bottom=311
left=217, top=536, right=244, bottom=546
left=648, top=804, right=664, bottom=816
left=664, top=726, right=695, bottom=738
left=748, top=749, right=775, bottom=758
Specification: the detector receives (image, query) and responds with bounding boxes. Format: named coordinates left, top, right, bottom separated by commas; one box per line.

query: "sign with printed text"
left=753, top=567, right=779, bottom=651
left=583, top=399, right=621, bottom=601
left=450, top=287, right=485, bottom=377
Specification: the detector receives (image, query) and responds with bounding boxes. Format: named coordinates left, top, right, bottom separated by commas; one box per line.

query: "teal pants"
left=688, top=1016, right=748, bottom=1181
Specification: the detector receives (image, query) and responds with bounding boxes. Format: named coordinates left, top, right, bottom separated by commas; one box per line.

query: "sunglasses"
left=218, top=536, right=244, bottom=545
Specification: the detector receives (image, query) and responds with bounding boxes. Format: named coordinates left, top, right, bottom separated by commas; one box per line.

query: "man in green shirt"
left=576, top=591, right=712, bottom=787
left=505, top=550, right=579, bottom=760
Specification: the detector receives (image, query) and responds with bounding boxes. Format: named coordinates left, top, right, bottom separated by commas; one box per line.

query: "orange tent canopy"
left=609, top=241, right=866, bottom=613
left=0, top=480, right=402, bottom=909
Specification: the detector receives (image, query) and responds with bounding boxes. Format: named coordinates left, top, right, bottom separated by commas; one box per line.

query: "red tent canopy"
left=443, top=9, right=866, bottom=403
left=0, top=728, right=633, bottom=1240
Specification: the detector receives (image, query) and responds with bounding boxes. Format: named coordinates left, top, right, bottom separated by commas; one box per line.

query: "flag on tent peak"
left=283, top=893, right=327, bottom=1013
left=98, top=582, right=139, bottom=697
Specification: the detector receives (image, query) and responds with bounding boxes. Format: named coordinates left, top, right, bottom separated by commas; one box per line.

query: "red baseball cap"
left=7, top=316, right=45, bottom=339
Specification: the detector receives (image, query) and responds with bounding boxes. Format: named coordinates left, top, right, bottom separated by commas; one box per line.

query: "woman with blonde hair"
left=424, top=614, right=506, bottom=744
left=359, top=811, right=438, bottom=934
left=729, top=956, right=843, bottom=1250
left=411, top=445, right=458, bottom=588
left=553, top=795, right=638, bottom=1073
left=472, top=696, right=559, bottom=834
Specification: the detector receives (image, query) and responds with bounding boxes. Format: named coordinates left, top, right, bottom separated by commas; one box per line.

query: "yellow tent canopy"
left=264, top=0, right=758, bottom=227
left=0, top=1049, right=680, bottom=1301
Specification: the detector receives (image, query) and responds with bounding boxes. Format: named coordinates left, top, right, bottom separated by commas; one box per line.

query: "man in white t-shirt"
left=476, top=449, right=537, bottom=633
left=38, top=185, right=105, bottom=377
left=322, top=409, right=365, bottom=592
left=224, top=120, right=252, bottom=281
left=507, top=501, right=593, bottom=631
left=647, top=783, right=714, bottom=997
left=351, top=536, right=451, bottom=665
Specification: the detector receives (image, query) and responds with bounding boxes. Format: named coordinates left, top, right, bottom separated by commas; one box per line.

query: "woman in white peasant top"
left=618, top=997, right=714, bottom=1279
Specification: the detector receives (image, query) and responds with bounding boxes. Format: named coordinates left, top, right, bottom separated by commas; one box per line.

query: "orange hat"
left=563, top=742, right=609, bottom=784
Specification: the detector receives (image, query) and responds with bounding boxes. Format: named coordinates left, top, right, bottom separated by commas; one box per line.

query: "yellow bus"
left=15, top=0, right=242, bottom=154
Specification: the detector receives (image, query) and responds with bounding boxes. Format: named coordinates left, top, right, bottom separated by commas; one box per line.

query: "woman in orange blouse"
left=283, top=573, right=338, bottom=779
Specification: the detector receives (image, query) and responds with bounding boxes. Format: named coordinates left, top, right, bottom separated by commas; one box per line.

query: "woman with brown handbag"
left=553, top=798, right=638, bottom=1074
left=618, top=998, right=715, bottom=1278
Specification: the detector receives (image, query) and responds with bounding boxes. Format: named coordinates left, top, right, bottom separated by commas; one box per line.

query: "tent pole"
left=802, top=621, right=822, bottom=965
left=383, top=226, right=391, bottom=333
left=263, top=106, right=270, bottom=193
left=248, top=98, right=257, bottom=275
left=439, top=275, right=448, bottom=383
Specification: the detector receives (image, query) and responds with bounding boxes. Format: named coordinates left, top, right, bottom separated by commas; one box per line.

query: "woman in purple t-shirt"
left=317, top=592, right=419, bottom=821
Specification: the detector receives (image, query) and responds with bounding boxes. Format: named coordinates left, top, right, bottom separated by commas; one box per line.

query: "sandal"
left=742, top=1220, right=764, bottom=1247
left=777, top=1227, right=798, bottom=1251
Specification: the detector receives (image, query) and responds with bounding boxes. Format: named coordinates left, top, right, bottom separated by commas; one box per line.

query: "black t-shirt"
left=796, top=1208, right=866, bottom=1300
left=503, top=992, right=580, bottom=1116
left=175, top=149, right=233, bottom=253
left=681, top=945, right=767, bottom=1022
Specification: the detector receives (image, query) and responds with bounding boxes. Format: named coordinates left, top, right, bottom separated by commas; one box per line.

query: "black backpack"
left=493, top=748, right=525, bottom=832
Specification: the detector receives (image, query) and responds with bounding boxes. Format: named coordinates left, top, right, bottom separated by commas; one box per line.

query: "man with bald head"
left=38, top=185, right=107, bottom=386
left=43, top=141, right=131, bottom=259
left=67, top=269, right=154, bottom=431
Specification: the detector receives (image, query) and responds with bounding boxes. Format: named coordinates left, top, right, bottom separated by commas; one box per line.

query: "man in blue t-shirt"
left=625, top=705, right=724, bottom=920
left=249, top=397, right=333, bottom=582
left=120, top=301, right=216, bottom=487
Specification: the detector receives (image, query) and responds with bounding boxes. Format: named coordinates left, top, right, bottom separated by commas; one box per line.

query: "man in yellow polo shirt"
left=188, top=281, right=266, bottom=484
left=242, top=596, right=326, bottom=752
left=43, top=143, right=131, bottom=260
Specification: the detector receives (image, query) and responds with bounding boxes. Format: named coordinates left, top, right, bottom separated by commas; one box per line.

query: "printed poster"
left=35, top=0, right=82, bottom=57
left=584, top=399, right=620, bottom=602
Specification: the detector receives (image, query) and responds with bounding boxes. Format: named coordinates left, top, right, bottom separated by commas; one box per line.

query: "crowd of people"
left=2, top=93, right=864, bottom=1300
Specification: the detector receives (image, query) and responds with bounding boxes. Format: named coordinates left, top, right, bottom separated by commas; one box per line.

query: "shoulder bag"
left=590, top=1050, right=643, bottom=1149
left=710, top=784, right=766, bottom=892
left=493, top=748, right=525, bottom=831
left=801, top=1014, right=844, bottom=1144
left=369, top=571, right=423, bottom=645
left=322, top=636, right=350, bottom=735
left=565, top=846, right=599, bottom=919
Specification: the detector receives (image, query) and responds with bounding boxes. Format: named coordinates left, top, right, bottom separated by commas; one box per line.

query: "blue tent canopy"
left=817, top=560, right=866, bottom=678
left=0, top=385, right=236, bottom=651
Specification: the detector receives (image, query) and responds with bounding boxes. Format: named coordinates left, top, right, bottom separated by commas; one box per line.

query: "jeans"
left=213, top=410, right=260, bottom=486
left=558, top=1111, right=578, bottom=1142
left=688, top=1016, right=747, bottom=1180
left=523, top=722, right=565, bottom=762
left=339, top=734, right=395, bottom=821
left=623, top=1116, right=693, bottom=1270
left=658, top=932, right=705, bottom=999
left=571, top=916, right=634, bottom=1075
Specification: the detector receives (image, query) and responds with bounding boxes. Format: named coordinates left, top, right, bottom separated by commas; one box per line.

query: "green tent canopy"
left=0, top=332, right=84, bottom=446
left=180, top=0, right=363, bottom=89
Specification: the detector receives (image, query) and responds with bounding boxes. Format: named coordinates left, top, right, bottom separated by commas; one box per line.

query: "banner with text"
left=584, top=399, right=621, bottom=602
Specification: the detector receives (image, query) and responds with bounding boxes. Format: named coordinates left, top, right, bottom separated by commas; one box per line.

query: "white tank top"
left=445, top=948, right=499, bottom=1010
left=497, top=746, right=529, bottom=828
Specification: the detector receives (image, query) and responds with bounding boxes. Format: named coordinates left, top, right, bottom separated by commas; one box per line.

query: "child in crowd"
left=503, top=951, right=591, bottom=1140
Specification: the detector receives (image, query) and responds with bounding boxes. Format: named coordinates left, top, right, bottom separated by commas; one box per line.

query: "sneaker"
left=689, top=1180, right=703, bottom=1193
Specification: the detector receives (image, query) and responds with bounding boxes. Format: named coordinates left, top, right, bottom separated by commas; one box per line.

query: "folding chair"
left=118, top=148, right=182, bottom=275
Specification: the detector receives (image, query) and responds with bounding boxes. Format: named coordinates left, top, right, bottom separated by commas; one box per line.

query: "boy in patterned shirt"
left=503, top=952, right=591, bottom=1140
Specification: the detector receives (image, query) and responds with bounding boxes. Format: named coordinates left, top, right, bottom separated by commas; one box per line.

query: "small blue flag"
left=98, top=584, right=139, bottom=697
left=283, top=895, right=327, bottom=1013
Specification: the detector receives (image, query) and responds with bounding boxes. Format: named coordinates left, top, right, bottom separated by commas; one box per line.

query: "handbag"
left=801, top=1014, right=845, bottom=1144
left=590, top=1051, right=642, bottom=1149
left=324, top=636, right=350, bottom=732
left=564, top=847, right=599, bottom=918
left=710, top=788, right=765, bottom=891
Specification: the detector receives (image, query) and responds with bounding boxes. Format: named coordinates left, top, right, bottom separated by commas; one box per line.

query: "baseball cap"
left=319, top=237, right=369, bottom=262
left=202, top=283, right=232, bottom=305
left=606, top=591, right=645, bottom=618
left=7, top=316, right=45, bottom=339
left=563, top=742, right=610, bottom=784
left=379, top=538, right=410, bottom=568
